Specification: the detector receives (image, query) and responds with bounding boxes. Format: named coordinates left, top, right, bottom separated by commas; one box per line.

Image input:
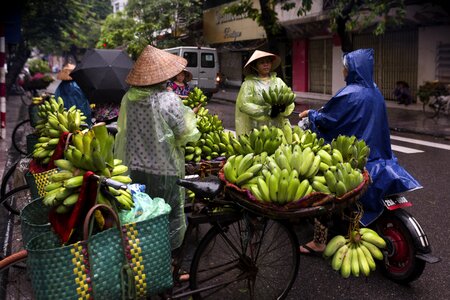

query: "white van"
left=164, top=46, right=221, bottom=97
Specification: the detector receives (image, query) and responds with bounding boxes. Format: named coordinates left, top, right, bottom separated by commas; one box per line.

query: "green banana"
left=64, top=175, right=84, bottom=189
left=323, top=235, right=347, bottom=258
left=340, top=247, right=352, bottom=278
left=63, top=193, right=80, bottom=207
left=350, top=247, right=360, bottom=277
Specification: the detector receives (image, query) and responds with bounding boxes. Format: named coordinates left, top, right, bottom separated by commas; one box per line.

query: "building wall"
left=418, top=25, right=450, bottom=86
left=111, top=0, right=128, bottom=13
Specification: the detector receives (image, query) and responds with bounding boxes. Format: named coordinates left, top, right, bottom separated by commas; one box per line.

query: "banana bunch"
left=32, top=97, right=87, bottom=164
left=261, top=85, right=296, bottom=107
left=32, top=96, right=43, bottom=105
left=223, top=153, right=264, bottom=187
left=42, top=123, right=134, bottom=213
left=330, top=163, right=364, bottom=197
left=183, top=87, right=208, bottom=109
left=43, top=158, right=134, bottom=213
left=323, top=228, right=387, bottom=278
left=196, top=107, right=224, bottom=133
left=185, top=130, right=235, bottom=162
left=351, top=139, right=371, bottom=170
left=235, top=125, right=284, bottom=155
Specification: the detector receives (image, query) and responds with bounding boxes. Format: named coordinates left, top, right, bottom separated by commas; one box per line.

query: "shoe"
left=299, top=244, right=324, bottom=257
left=178, top=270, right=190, bottom=282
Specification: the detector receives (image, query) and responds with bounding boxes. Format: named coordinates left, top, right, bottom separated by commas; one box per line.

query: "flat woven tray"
left=219, top=169, right=370, bottom=220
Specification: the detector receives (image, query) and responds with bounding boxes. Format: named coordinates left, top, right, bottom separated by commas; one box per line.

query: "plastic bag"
left=119, top=191, right=171, bottom=224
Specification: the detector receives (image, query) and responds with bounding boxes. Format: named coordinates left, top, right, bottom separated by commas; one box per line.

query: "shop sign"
left=203, top=0, right=266, bottom=44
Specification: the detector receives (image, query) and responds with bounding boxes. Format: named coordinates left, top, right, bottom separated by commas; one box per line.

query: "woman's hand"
left=193, top=103, right=202, bottom=114
left=299, top=110, right=309, bottom=119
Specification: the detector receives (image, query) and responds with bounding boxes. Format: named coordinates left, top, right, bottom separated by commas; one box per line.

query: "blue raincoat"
left=54, top=81, right=92, bottom=125
left=307, top=48, right=421, bottom=225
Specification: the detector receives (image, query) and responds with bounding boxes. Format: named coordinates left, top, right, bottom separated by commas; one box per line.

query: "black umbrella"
left=71, top=49, right=134, bottom=104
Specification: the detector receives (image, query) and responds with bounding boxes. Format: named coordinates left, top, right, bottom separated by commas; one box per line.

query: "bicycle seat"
left=177, top=175, right=223, bottom=198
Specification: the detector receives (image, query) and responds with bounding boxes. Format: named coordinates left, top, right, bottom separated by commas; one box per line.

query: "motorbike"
left=298, top=117, right=440, bottom=284
left=370, top=194, right=440, bottom=284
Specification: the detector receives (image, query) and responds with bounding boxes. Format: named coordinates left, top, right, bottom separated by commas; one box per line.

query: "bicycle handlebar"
left=91, top=174, right=127, bottom=190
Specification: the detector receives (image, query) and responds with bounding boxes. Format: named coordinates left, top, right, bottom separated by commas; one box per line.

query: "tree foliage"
left=20, top=0, right=111, bottom=54
left=223, top=0, right=406, bottom=52
left=97, top=0, right=203, bottom=59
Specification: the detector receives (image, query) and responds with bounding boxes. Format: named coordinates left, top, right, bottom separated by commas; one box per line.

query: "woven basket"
left=26, top=204, right=173, bottom=299
left=32, top=168, right=58, bottom=198
left=25, top=171, right=40, bottom=200
left=20, top=198, right=51, bottom=246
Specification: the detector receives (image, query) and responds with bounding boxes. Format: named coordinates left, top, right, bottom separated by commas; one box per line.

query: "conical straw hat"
left=56, top=63, right=76, bottom=81
left=126, top=45, right=188, bottom=86
left=243, top=50, right=281, bottom=75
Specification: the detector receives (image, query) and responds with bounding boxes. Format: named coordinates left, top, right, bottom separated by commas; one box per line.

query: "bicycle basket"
left=26, top=205, right=173, bottom=299
left=20, top=198, right=51, bottom=246
left=31, top=168, right=58, bottom=198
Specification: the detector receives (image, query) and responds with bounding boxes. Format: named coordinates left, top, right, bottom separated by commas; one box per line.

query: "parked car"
left=164, top=46, right=221, bottom=97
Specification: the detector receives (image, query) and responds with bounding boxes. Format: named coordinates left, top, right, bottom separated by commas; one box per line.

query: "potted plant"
left=417, top=81, right=449, bottom=111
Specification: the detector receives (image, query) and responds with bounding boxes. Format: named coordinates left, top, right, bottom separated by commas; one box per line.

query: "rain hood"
left=307, top=49, right=421, bottom=225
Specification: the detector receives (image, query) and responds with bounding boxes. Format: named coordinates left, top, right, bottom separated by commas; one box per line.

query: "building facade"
left=203, top=0, right=450, bottom=101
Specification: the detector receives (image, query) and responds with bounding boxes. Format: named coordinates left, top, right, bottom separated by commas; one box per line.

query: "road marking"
left=391, top=135, right=450, bottom=151
left=391, top=144, right=424, bottom=154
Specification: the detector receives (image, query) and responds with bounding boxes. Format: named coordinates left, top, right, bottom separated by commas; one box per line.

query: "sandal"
left=299, top=244, right=324, bottom=257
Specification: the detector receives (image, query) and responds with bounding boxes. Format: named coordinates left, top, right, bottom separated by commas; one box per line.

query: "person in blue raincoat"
left=298, top=48, right=421, bottom=255
left=54, top=63, right=92, bottom=125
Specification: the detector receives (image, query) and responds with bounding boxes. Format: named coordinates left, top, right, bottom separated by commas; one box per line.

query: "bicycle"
left=0, top=173, right=301, bottom=299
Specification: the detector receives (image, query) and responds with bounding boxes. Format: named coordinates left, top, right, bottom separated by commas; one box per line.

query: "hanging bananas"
left=323, top=228, right=386, bottom=278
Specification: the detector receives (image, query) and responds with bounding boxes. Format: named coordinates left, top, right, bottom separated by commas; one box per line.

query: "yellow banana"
left=340, top=247, right=352, bottom=278
left=361, top=240, right=384, bottom=261
left=356, top=246, right=371, bottom=277
left=361, top=232, right=387, bottom=249
left=111, top=175, right=133, bottom=184
left=331, top=244, right=349, bottom=271
left=359, top=243, right=377, bottom=271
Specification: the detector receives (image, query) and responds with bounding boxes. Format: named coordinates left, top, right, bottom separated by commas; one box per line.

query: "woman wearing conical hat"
left=54, top=63, right=92, bottom=125
left=235, top=50, right=294, bottom=136
left=114, top=45, right=200, bottom=250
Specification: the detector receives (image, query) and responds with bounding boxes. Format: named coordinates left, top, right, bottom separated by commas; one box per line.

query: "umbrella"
left=71, top=49, right=134, bottom=104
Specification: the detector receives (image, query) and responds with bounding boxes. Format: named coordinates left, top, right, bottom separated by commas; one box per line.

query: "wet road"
left=207, top=96, right=450, bottom=300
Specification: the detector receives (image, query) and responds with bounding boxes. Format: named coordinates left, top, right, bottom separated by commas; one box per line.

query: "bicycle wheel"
left=0, top=250, right=31, bottom=299
left=12, top=119, right=34, bottom=156
left=189, top=216, right=299, bottom=300
left=1, top=185, right=32, bottom=215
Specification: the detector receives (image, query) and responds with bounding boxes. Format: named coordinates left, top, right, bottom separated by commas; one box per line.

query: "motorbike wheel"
left=374, top=211, right=426, bottom=284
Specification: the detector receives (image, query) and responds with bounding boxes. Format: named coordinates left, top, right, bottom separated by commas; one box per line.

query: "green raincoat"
left=235, top=72, right=294, bottom=136
left=114, top=86, right=200, bottom=249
